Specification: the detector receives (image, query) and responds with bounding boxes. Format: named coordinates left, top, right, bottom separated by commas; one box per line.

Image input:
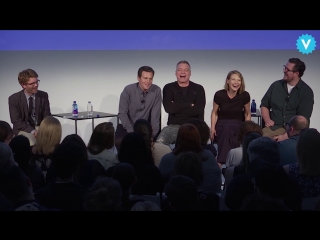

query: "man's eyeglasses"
left=283, top=65, right=295, bottom=73
left=26, top=80, right=40, bottom=86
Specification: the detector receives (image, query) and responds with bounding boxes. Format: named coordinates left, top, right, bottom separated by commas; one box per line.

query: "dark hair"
left=62, top=134, right=88, bottom=161
left=288, top=58, right=306, bottom=77
left=0, top=120, right=13, bottom=143
left=237, top=121, right=263, bottom=144
left=173, top=151, right=203, bottom=186
left=87, top=122, right=115, bottom=155
left=176, top=60, right=191, bottom=70
left=296, top=128, right=320, bottom=176
left=134, top=119, right=153, bottom=150
left=173, top=124, right=203, bottom=156
left=51, top=142, right=83, bottom=179
left=164, top=175, right=198, bottom=211
left=187, top=119, right=210, bottom=145
left=137, top=66, right=154, bottom=78
left=118, top=132, right=154, bottom=166
left=9, top=135, right=30, bottom=170
left=237, top=132, right=262, bottom=174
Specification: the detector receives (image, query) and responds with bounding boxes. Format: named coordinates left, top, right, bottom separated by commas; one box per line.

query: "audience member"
left=159, top=123, right=221, bottom=194
left=283, top=128, right=320, bottom=198
left=9, top=135, right=45, bottom=192
left=278, top=115, right=309, bottom=166
left=84, top=177, right=122, bottom=211
left=34, top=141, right=88, bottom=211
left=188, top=119, right=217, bottom=157
left=0, top=120, right=14, bottom=144
left=134, top=119, right=171, bottom=167
left=87, top=122, right=119, bottom=170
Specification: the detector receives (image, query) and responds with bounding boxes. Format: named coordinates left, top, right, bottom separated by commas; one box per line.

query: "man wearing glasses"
left=260, top=58, right=314, bottom=141
left=115, top=66, right=161, bottom=151
left=8, top=69, right=51, bottom=146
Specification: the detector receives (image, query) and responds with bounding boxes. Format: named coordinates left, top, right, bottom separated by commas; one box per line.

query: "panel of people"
left=8, top=58, right=314, bottom=167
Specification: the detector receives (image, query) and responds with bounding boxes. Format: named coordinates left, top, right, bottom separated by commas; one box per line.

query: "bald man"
left=278, top=115, right=309, bottom=166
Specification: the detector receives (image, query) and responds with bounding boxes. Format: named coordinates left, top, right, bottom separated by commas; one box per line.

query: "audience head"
left=173, top=151, right=203, bottom=186
left=134, top=119, right=153, bottom=149
left=224, top=174, right=255, bottom=211
left=173, top=123, right=202, bottom=155
left=0, top=165, right=33, bottom=204
left=118, top=132, right=154, bottom=166
left=164, top=175, right=199, bottom=211
left=237, top=120, right=263, bottom=145
left=35, top=116, right=62, bottom=155
left=130, top=201, right=161, bottom=211
left=224, top=70, right=245, bottom=94
left=9, top=135, right=30, bottom=169
left=112, top=163, right=137, bottom=191
left=87, top=122, right=115, bottom=155
left=0, top=121, right=14, bottom=144
left=0, top=142, right=17, bottom=173
left=296, top=128, right=320, bottom=176
left=187, top=119, right=211, bottom=146
left=84, top=177, right=122, bottom=211
left=286, top=115, right=309, bottom=137
left=247, top=136, right=280, bottom=164
left=62, top=134, right=88, bottom=161
left=238, top=131, right=262, bottom=174
left=51, top=141, right=82, bottom=180
left=253, top=161, right=289, bottom=199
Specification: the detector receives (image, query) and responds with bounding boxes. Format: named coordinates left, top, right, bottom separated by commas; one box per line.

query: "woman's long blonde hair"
left=34, top=116, right=62, bottom=156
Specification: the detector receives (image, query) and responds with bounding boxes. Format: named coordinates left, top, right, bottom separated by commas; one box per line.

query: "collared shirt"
left=24, top=92, right=37, bottom=126
left=118, top=82, right=162, bottom=136
left=260, top=79, right=314, bottom=130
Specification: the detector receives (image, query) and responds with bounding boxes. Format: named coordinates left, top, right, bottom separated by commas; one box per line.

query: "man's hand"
left=264, top=119, right=275, bottom=127
left=33, top=130, right=38, bottom=137
left=273, top=132, right=288, bottom=142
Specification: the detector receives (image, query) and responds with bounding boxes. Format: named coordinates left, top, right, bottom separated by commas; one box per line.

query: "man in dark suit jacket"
left=8, top=69, right=51, bottom=146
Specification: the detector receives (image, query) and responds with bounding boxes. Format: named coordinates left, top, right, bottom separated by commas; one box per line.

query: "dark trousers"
left=215, top=119, right=241, bottom=164
left=115, top=124, right=128, bottom=152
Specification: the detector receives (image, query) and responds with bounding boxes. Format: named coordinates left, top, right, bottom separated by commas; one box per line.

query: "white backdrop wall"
left=0, top=50, right=319, bottom=145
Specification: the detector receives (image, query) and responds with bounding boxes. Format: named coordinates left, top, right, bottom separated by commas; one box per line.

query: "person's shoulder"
left=299, top=79, right=314, bottom=92
left=163, top=81, right=176, bottom=88
left=242, top=90, right=250, bottom=96
left=8, top=90, right=23, bottom=99
left=150, top=84, right=161, bottom=91
left=36, top=90, right=49, bottom=97
left=124, top=82, right=137, bottom=89
left=214, top=89, right=225, bottom=96
left=190, top=81, right=204, bottom=89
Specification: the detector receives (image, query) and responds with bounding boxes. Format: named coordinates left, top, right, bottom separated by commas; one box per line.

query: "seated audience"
left=9, top=135, right=45, bottom=192
left=0, top=120, right=14, bottom=145
left=278, top=115, right=309, bottom=166
left=225, top=120, right=262, bottom=168
left=34, top=141, right=88, bottom=211
left=283, top=128, right=320, bottom=198
left=84, top=177, right=123, bottom=211
left=134, top=119, right=171, bottom=168
left=87, top=122, right=119, bottom=170
left=159, top=123, right=221, bottom=194
left=130, top=201, right=161, bottom=211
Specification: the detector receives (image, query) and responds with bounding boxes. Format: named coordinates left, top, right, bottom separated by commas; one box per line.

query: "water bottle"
left=72, top=101, right=78, bottom=117
left=251, top=99, right=256, bottom=113
left=87, top=101, right=93, bottom=117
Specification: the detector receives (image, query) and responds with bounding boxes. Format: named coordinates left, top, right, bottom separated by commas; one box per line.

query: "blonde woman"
left=210, top=70, right=251, bottom=168
left=30, top=116, right=62, bottom=174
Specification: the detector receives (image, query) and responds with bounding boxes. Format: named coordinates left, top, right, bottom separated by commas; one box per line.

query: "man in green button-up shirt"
left=260, top=58, right=314, bottom=141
